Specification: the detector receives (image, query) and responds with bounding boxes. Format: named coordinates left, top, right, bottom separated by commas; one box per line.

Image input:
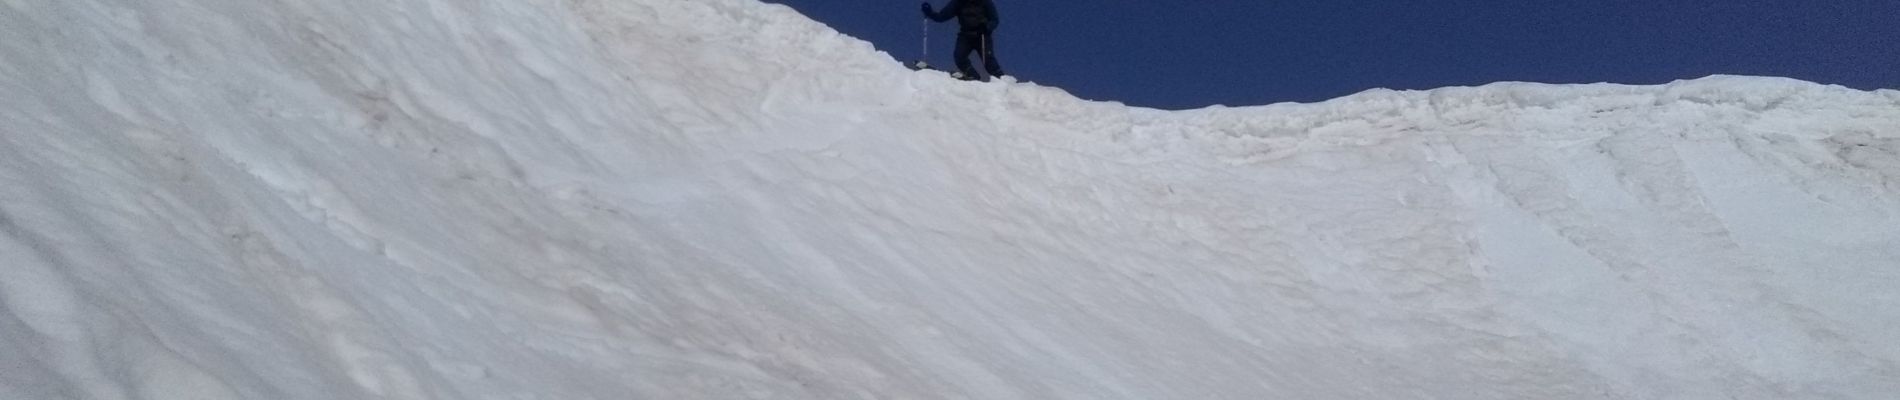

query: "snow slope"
left=4, top=0, right=1900, bottom=398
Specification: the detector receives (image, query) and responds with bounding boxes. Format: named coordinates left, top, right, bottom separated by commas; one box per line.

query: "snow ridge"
left=2, top=0, right=1898, bottom=399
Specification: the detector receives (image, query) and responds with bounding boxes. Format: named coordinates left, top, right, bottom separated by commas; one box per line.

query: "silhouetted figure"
left=923, top=0, right=1005, bottom=81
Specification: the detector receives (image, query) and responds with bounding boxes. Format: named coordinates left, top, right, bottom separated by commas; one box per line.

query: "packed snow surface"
left=4, top=0, right=1900, bottom=398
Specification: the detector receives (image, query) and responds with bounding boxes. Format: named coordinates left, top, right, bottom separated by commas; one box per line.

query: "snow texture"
left=3, top=0, right=1899, bottom=399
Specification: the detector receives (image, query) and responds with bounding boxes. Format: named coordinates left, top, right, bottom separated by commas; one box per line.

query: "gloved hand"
left=921, top=3, right=933, bottom=16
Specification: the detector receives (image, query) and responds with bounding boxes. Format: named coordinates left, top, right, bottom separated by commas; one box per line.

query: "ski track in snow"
left=3, top=0, right=1899, bottom=399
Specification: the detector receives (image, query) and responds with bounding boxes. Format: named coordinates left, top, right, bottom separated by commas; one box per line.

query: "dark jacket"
left=925, top=0, right=999, bottom=34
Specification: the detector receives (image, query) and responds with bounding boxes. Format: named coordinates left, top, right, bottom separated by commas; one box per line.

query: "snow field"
left=2, top=0, right=1898, bottom=398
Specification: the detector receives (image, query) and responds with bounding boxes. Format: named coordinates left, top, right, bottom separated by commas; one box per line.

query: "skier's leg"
left=952, top=33, right=980, bottom=80
left=982, top=33, right=1005, bottom=77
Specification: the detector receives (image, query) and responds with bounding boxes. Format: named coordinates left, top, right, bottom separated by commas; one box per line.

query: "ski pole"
left=983, top=34, right=990, bottom=60
left=921, top=18, right=930, bottom=66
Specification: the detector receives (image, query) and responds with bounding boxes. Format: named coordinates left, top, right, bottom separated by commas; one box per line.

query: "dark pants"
left=953, top=32, right=1004, bottom=80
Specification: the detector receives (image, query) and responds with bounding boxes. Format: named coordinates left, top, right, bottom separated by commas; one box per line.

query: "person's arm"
left=923, top=1, right=959, bottom=22
left=984, top=2, right=999, bottom=31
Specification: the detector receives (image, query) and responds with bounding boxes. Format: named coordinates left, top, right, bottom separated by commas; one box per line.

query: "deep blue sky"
left=761, top=0, right=1898, bottom=110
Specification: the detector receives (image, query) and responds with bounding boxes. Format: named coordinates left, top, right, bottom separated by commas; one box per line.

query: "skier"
left=922, top=0, right=1005, bottom=81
